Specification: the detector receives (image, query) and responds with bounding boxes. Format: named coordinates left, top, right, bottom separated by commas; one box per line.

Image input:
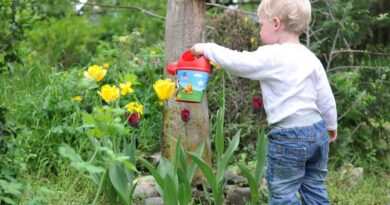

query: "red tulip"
left=252, top=97, right=263, bottom=111
left=181, top=108, right=191, bottom=122
left=128, top=113, right=140, bottom=127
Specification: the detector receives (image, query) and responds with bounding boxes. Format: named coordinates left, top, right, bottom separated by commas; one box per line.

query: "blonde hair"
left=258, top=0, right=311, bottom=34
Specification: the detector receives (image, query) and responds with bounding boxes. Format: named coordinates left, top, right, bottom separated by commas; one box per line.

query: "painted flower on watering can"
left=128, top=113, right=140, bottom=127
left=97, top=84, right=120, bottom=103
left=84, top=64, right=107, bottom=82
left=153, top=78, right=175, bottom=101
left=252, top=97, right=263, bottom=112
left=181, top=108, right=191, bottom=122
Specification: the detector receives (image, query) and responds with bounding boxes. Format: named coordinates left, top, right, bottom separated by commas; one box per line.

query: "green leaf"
left=187, top=143, right=204, bottom=182
left=109, top=165, right=131, bottom=204
left=187, top=153, right=218, bottom=197
left=163, top=174, right=178, bottom=204
left=88, top=128, right=103, bottom=138
left=173, top=137, right=182, bottom=177
left=137, top=157, right=165, bottom=189
left=58, top=145, right=105, bottom=173
left=123, top=141, right=136, bottom=190
left=97, top=147, right=135, bottom=171
left=217, top=130, right=240, bottom=180
left=157, top=158, right=173, bottom=179
left=0, top=180, right=23, bottom=196
left=0, top=53, right=5, bottom=63
left=238, top=163, right=259, bottom=205
left=77, top=78, right=98, bottom=90
left=255, top=129, right=268, bottom=182
left=82, top=111, right=95, bottom=125
left=0, top=196, right=16, bottom=205
left=178, top=139, right=188, bottom=173
left=215, top=108, right=225, bottom=162
left=177, top=169, right=191, bottom=205
left=121, top=73, right=141, bottom=85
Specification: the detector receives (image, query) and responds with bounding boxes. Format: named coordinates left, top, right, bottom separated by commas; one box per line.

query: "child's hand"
left=328, top=129, right=337, bottom=144
left=190, top=43, right=205, bottom=58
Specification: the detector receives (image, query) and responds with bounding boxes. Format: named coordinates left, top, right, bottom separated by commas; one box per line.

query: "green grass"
left=14, top=167, right=389, bottom=204
left=19, top=167, right=102, bottom=205
left=327, top=169, right=390, bottom=205
left=176, top=87, right=205, bottom=102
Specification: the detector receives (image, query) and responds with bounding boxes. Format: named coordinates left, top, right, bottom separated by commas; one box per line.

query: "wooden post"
left=163, top=0, right=211, bottom=183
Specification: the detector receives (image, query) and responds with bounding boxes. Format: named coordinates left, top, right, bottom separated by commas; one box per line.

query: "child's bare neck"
left=278, top=31, right=301, bottom=45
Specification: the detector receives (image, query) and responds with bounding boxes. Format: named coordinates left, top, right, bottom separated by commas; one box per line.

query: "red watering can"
left=166, top=50, right=211, bottom=103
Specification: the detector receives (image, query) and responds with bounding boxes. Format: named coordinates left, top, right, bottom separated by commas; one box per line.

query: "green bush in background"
left=0, top=0, right=37, bottom=72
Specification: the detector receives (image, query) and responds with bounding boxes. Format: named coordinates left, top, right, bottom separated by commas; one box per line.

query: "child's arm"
left=315, top=65, right=338, bottom=143
left=328, top=130, right=337, bottom=143
left=191, top=43, right=269, bottom=80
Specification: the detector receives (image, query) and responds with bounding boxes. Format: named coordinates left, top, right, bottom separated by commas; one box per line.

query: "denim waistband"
left=268, top=120, right=327, bottom=142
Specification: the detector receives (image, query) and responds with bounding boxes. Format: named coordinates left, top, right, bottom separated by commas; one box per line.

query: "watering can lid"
left=166, top=50, right=211, bottom=75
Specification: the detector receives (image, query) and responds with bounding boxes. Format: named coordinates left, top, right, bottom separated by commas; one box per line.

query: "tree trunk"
left=163, top=0, right=211, bottom=184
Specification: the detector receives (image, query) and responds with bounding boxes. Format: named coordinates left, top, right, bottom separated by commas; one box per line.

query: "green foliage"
left=327, top=167, right=390, bottom=204
left=21, top=16, right=102, bottom=68
left=138, top=138, right=204, bottom=205
left=0, top=0, right=37, bottom=71
left=329, top=58, right=390, bottom=170
left=33, top=0, right=73, bottom=18
left=188, top=101, right=241, bottom=205
left=238, top=129, right=267, bottom=205
left=58, top=145, right=105, bottom=174
left=207, top=11, right=260, bottom=51
left=0, top=107, right=24, bottom=205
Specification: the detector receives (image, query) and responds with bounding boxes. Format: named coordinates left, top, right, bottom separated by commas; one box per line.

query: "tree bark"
left=163, top=0, right=211, bottom=184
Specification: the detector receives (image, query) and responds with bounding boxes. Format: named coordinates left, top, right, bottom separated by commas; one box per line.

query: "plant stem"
left=185, top=122, right=189, bottom=151
left=92, top=170, right=107, bottom=205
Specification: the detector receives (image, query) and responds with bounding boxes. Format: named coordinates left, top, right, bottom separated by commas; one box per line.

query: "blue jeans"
left=266, top=121, right=330, bottom=205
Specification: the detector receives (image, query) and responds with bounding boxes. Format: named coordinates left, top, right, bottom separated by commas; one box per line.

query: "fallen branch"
left=327, top=65, right=387, bottom=72
left=338, top=91, right=366, bottom=121
left=75, top=1, right=166, bottom=20
left=326, top=29, right=340, bottom=71
left=205, top=3, right=257, bottom=16
left=331, top=50, right=390, bottom=56
left=74, top=1, right=259, bottom=20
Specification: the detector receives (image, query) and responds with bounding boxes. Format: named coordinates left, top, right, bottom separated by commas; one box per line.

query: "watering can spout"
left=166, top=62, right=178, bottom=76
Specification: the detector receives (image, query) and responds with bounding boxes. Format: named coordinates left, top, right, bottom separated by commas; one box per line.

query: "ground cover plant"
left=0, top=0, right=389, bottom=204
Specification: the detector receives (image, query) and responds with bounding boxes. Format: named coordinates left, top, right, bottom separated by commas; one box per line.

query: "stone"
left=340, top=163, right=364, bottom=187
left=225, top=185, right=251, bottom=205
left=133, top=176, right=159, bottom=199
left=224, top=170, right=247, bottom=185
left=144, top=197, right=164, bottom=205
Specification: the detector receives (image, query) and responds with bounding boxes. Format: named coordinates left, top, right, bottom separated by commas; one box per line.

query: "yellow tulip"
left=119, top=82, right=134, bottom=95
left=97, top=84, right=120, bottom=103
left=125, top=102, right=143, bottom=116
left=103, top=63, right=109, bottom=69
left=84, top=65, right=107, bottom=82
left=71, top=96, right=83, bottom=102
left=153, top=79, right=175, bottom=101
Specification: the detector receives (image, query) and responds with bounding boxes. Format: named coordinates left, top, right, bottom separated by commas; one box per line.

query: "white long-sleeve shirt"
left=204, top=43, right=337, bottom=130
